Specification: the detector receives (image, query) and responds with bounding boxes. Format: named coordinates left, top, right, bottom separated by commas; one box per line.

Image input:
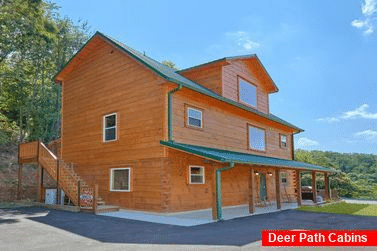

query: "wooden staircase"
left=18, top=140, right=119, bottom=213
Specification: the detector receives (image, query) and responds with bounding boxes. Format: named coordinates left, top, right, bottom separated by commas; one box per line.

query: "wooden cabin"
left=18, top=32, right=333, bottom=219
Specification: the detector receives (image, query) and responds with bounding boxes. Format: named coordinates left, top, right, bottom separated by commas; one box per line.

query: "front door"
left=260, top=173, right=267, bottom=201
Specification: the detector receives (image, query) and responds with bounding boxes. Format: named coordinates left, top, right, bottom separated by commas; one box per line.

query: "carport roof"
left=160, top=141, right=334, bottom=173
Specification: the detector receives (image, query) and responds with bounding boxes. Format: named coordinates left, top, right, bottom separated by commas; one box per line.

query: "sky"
left=54, top=0, right=377, bottom=154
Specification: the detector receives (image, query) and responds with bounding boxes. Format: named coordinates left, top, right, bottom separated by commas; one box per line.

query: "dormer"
left=179, top=55, right=278, bottom=114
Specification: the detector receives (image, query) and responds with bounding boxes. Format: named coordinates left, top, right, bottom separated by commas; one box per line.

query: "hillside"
left=295, top=149, right=377, bottom=199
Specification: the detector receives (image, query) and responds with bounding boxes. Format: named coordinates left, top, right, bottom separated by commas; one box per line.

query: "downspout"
left=216, top=162, right=235, bottom=221
left=168, top=84, right=183, bottom=142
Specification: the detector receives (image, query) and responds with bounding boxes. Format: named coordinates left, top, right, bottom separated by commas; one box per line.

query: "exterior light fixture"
left=254, top=171, right=259, bottom=176
left=268, top=172, right=273, bottom=176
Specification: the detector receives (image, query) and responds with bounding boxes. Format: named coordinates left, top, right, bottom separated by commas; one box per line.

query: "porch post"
left=17, top=164, right=23, bottom=200
left=211, top=169, right=218, bottom=220
left=312, top=171, right=317, bottom=203
left=295, top=170, right=302, bottom=206
left=324, top=172, right=330, bottom=201
left=275, top=169, right=281, bottom=209
left=249, top=168, right=255, bottom=214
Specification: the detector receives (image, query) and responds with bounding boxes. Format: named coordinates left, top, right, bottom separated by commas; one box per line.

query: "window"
left=280, top=172, right=288, bottom=184
left=189, top=166, right=205, bottom=184
left=239, top=78, right=257, bottom=108
left=248, top=125, right=266, bottom=151
left=110, top=168, right=130, bottom=191
left=280, top=134, right=287, bottom=148
left=187, top=107, right=203, bottom=128
left=103, top=113, right=117, bottom=142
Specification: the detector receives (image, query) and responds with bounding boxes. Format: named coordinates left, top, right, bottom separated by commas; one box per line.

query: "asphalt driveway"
left=1, top=206, right=377, bottom=247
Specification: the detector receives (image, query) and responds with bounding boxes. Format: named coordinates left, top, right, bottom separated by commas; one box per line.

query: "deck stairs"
left=18, top=140, right=119, bottom=213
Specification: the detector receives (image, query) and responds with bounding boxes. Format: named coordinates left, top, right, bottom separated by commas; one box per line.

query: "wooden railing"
left=18, top=140, right=97, bottom=210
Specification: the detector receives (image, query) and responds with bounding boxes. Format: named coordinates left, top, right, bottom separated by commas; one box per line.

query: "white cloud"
left=352, top=20, right=365, bottom=28
left=225, top=31, right=260, bottom=51
left=316, top=117, right=340, bottom=123
left=362, top=0, right=377, bottom=16
left=341, top=104, right=377, bottom=119
left=318, top=104, right=377, bottom=123
left=355, top=129, right=377, bottom=139
left=352, top=0, right=377, bottom=35
left=297, top=137, right=319, bottom=147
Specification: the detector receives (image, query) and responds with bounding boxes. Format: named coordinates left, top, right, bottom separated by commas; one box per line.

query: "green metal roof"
left=55, top=31, right=303, bottom=132
left=161, top=140, right=334, bottom=173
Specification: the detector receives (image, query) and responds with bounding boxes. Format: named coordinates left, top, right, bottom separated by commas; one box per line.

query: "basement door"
left=259, top=173, right=267, bottom=201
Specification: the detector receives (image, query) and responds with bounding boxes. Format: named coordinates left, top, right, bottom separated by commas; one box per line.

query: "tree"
left=0, top=0, right=91, bottom=143
left=161, top=60, right=179, bottom=70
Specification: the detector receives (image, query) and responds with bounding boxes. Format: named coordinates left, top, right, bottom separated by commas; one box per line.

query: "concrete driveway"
left=1, top=206, right=377, bottom=250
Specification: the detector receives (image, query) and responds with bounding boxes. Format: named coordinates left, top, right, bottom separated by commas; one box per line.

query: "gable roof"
left=161, top=141, right=335, bottom=173
left=54, top=31, right=303, bottom=133
left=178, top=55, right=279, bottom=93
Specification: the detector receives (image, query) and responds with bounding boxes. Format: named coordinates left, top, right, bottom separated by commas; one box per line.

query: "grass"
left=297, top=202, right=377, bottom=216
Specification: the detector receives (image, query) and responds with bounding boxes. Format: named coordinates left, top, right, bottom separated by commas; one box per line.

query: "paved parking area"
left=1, top=206, right=377, bottom=250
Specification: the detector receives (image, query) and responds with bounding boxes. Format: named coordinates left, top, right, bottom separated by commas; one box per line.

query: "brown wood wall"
left=61, top=38, right=166, bottom=165
left=74, top=158, right=170, bottom=211
left=222, top=60, right=269, bottom=114
left=179, top=64, right=223, bottom=95
left=167, top=149, right=296, bottom=212
left=172, top=88, right=293, bottom=160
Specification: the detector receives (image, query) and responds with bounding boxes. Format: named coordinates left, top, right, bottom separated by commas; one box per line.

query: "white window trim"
left=110, top=167, right=131, bottom=192
left=187, top=107, right=203, bottom=128
left=189, top=165, right=205, bottom=184
left=280, top=134, right=287, bottom=147
left=103, top=113, right=117, bottom=142
left=280, top=171, right=288, bottom=185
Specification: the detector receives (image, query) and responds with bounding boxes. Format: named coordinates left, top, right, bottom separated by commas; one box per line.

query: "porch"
left=161, top=140, right=335, bottom=221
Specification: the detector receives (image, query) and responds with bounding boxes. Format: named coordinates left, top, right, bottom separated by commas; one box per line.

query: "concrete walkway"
left=343, top=198, right=377, bottom=204
left=99, top=202, right=299, bottom=226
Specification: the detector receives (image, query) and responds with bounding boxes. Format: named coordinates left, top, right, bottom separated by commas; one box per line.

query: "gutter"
left=168, top=84, right=183, bottom=142
left=215, top=162, right=235, bottom=221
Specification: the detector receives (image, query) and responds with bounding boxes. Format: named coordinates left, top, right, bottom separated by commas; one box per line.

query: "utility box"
left=45, top=189, right=65, bottom=205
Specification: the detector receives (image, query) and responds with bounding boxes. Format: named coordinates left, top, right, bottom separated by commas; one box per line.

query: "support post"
left=56, top=160, right=60, bottom=204
left=312, top=171, right=317, bottom=203
left=249, top=168, right=255, bottom=214
left=211, top=169, right=218, bottom=220
left=37, top=166, right=44, bottom=202
left=215, top=162, right=235, bottom=221
left=275, top=169, right=281, bottom=209
left=77, top=181, right=81, bottom=208
left=93, top=184, right=99, bottom=213
left=296, top=170, right=302, bottom=206
left=17, top=164, right=23, bottom=200
left=324, top=172, right=330, bottom=201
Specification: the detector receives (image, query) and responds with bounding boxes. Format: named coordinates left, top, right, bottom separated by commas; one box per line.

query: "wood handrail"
left=18, top=140, right=96, bottom=210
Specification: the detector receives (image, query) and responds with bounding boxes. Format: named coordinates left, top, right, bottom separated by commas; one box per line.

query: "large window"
left=248, top=125, right=266, bottom=151
left=239, top=78, right=257, bottom=108
left=103, top=113, right=117, bottom=142
left=110, top=168, right=130, bottom=191
left=187, top=107, right=203, bottom=128
left=189, top=166, right=205, bottom=184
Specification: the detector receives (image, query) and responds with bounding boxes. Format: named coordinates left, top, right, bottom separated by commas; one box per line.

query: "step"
left=95, top=205, right=120, bottom=214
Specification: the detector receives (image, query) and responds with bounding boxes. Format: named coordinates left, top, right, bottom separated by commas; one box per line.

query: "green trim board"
left=54, top=31, right=303, bottom=133
left=160, top=140, right=335, bottom=173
